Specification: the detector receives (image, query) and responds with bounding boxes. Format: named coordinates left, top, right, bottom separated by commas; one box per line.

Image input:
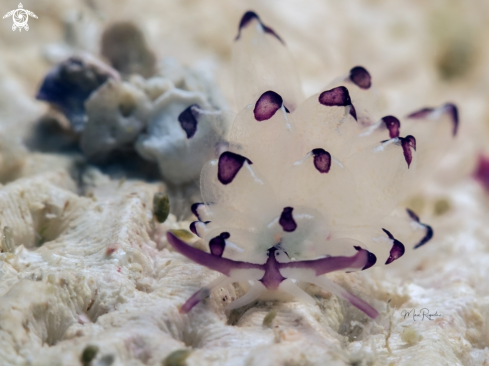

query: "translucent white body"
left=173, top=12, right=458, bottom=317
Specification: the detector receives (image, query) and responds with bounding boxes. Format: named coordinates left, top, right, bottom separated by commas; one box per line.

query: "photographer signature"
left=401, top=308, right=442, bottom=321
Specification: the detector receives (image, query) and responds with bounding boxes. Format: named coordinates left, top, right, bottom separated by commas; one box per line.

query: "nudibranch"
left=167, top=11, right=459, bottom=318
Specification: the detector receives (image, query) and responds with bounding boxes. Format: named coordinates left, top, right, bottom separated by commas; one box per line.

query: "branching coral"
left=168, top=11, right=459, bottom=318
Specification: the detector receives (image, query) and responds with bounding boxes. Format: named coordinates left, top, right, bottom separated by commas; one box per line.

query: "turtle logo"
left=3, top=3, right=38, bottom=32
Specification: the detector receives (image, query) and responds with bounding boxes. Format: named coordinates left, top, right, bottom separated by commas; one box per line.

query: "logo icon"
left=3, top=3, right=37, bottom=32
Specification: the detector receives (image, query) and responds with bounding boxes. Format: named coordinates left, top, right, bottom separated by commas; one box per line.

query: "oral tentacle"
left=225, top=281, right=266, bottom=310
left=308, top=275, right=379, bottom=319
left=278, top=279, right=316, bottom=305
left=180, top=275, right=234, bottom=314
left=167, top=231, right=264, bottom=276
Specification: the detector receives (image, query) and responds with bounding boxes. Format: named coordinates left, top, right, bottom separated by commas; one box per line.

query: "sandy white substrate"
left=0, top=164, right=488, bottom=366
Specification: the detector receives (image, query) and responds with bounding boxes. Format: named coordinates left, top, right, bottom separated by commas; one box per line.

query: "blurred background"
left=1, top=0, right=489, bottom=191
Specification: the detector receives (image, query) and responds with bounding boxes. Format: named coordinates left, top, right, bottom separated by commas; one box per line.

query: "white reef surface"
left=0, top=167, right=489, bottom=366
left=1, top=1, right=489, bottom=366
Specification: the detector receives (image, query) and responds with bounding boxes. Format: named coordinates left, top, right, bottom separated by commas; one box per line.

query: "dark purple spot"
left=189, top=220, right=210, bottom=237
left=406, top=209, right=434, bottom=249
left=178, top=104, right=199, bottom=138
left=235, top=11, right=284, bottom=44
left=354, top=246, right=377, bottom=270
left=349, top=66, right=371, bottom=89
left=311, top=149, right=332, bottom=173
left=284, top=105, right=290, bottom=113
left=400, top=135, right=416, bottom=168
left=349, top=103, right=357, bottom=121
left=190, top=202, right=204, bottom=220
left=407, top=107, right=434, bottom=120
left=382, top=229, right=405, bottom=264
left=279, top=207, right=297, bottom=232
left=444, top=103, right=459, bottom=136
left=189, top=221, right=199, bottom=236
left=218, top=151, right=252, bottom=185
left=253, top=91, right=284, bottom=121
left=474, top=154, right=489, bottom=191
left=381, top=116, right=400, bottom=138
left=209, top=232, right=229, bottom=257
left=319, top=86, right=352, bottom=107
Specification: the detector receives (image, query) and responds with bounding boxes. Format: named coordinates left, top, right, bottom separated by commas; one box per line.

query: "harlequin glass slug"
left=167, top=11, right=459, bottom=318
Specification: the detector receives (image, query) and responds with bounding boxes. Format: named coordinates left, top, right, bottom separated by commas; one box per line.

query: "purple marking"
left=279, top=207, right=297, bottom=232
left=235, top=11, right=284, bottom=44
left=189, top=221, right=210, bottom=237
left=191, top=202, right=204, bottom=220
left=349, top=103, right=357, bottom=121
left=171, top=230, right=377, bottom=317
left=167, top=232, right=263, bottom=276
left=354, top=246, right=377, bottom=270
left=180, top=287, right=211, bottom=314
left=444, top=103, right=459, bottom=136
left=406, top=209, right=434, bottom=249
left=382, top=229, right=406, bottom=264
left=400, top=135, right=416, bottom=168
left=406, top=107, right=433, bottom=119
left=178, top=104, right=199, bottom=139
left=311, top=149, right=332, bottom=173
left=260, top=248, right=286, bottom=290
left=474, top=154, right=489, bottom=191
left=217, top=151, right=253, bottom=185
left=253, top=91, right=284, bottom=121
left=189, top=221, right=199, bottom=236
left=407, top=103, right=459, bottom=137
left=209, top=232, right=230, bottom=257
left=319, top=86, right=352, bottom=107
left=281, top=249, right=369, bottom=276
left=349, top=66, right=371, bottom=89
left=381, top=116, right=400, bottom=138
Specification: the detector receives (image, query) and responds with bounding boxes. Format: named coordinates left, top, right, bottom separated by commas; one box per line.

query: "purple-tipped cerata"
left=189, top=221, right=199, bottom=236
left=349, top=66, right=372, bottom=89
left=319, top=86, right=352, bottom=107
left=253, top=91, right=284, bottom=121
left=381, top=116, right=400, bottom=138
left=319, top=86, right=357, bottom=121
left=444, top=103, right=459, bottom=136
left=311, top=149, right=332, bottom=173
left=218, top=151, right=253, bottom=185
left=382, top=228, right=406, bottom=264
left=191, top=202, right=205, bottom=220
left=407, top=103, right=459, bottom=136
left=235, top=11, right=284, bottom=44
left=279, top=207, right=297, bottom=232
left=400, top=135, right=416, bottom=168
left=406, top=209, right=434, bottom=249
left=178, top=104, right=199, bottom=139
left=474, top=154, right=489, bottom=191
left=354, top=246, right=377, bottom=270
left=209, top=232, right=230, bottom=257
